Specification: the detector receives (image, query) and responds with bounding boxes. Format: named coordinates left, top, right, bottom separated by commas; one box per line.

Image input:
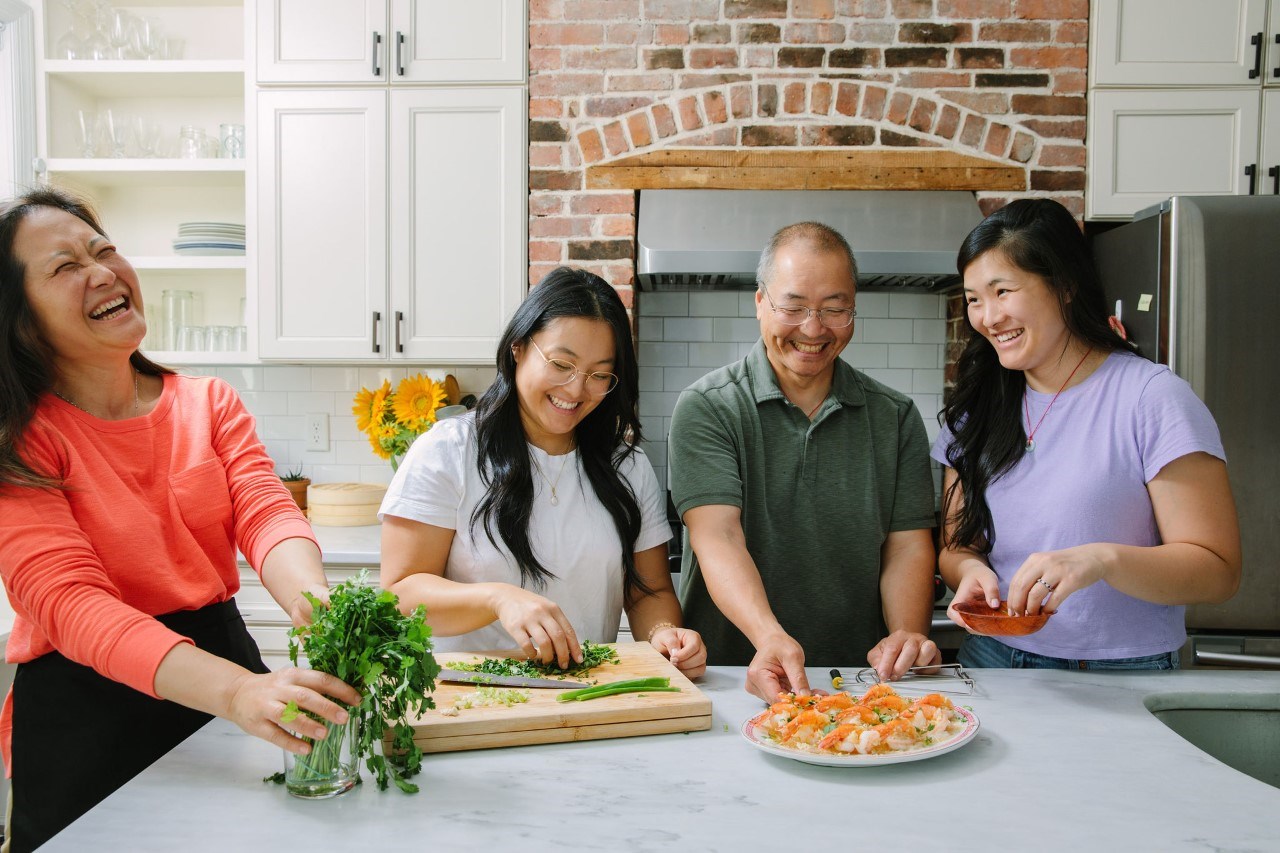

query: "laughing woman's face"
left=513, top=316, right=617, bottom=454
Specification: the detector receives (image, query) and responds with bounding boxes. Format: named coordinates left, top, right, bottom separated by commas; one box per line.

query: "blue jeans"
left=957, top=633, right=1179, bottom=670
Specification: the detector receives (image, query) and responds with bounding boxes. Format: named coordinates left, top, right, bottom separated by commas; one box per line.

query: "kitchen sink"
left=1145, top=693, right=1280, bottom=789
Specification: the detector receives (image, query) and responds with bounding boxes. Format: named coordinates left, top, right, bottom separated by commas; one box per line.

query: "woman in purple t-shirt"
left=934, top=199, right=1241, bottom=669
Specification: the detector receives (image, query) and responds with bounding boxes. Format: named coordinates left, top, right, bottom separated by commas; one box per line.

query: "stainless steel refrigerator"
left=1093, top=195, right=1280, bottom=668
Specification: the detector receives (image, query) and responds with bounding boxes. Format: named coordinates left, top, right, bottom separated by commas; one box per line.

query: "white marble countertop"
left=44, top=667, right=1280, bottom=851
left=310, top=523, right=381, bottom=566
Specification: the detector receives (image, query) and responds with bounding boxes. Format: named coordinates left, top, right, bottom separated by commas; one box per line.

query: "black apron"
left=7, top=599, right=267, bottom=852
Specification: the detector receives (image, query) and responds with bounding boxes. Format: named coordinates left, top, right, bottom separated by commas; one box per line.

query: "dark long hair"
left=941, top=198, right=1132, bottom=554
left=471, top=267, right=652, bottom=600
left=0, top=187, right=173, bottom=489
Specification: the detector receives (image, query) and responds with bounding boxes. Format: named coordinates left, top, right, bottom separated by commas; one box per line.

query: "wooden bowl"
left=953, top=600, right=1051, bottom=637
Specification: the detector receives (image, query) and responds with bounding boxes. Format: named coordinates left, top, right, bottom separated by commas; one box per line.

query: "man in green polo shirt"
left=668, top=221, right=939, bottom=701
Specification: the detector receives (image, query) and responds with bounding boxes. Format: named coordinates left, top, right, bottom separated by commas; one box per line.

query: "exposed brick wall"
left=529, top=0, right=1089, bottom=295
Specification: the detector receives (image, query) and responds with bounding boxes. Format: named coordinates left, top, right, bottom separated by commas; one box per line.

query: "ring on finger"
left=1037, top=578, right=1056, bottom=592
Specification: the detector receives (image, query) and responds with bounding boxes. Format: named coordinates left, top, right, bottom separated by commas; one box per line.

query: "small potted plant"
left=280, top=466, right=311, bottom=511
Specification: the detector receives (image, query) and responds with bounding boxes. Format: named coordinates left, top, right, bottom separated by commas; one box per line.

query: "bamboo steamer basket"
left=306, top=483, right=387, bottom=527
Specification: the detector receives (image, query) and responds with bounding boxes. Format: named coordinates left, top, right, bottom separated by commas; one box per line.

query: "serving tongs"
left=828, top=664, right=975, bottom=696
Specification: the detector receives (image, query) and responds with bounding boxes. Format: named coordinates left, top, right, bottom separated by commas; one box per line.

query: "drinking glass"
left=162, top=289, right=193, bottom=351
left=207, top=326, right=234, bottom=352
left=100, top=109, right=128, bottom=158
left=233, top=326, right=248, bottom=351
left=131, top=116, right=160, bottom=158
left=76, top=109, right=98, bottom=158
left=176, top=325, right=206, bottom=352
left=219, top=124, right=245, bottom=159
left=177, top=126, right=204, bottom=159
left=161, top=37, right=185, bottom=61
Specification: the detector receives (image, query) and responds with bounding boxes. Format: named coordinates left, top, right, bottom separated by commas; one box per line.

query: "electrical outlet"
left=305, top=413, right=329, bottom=452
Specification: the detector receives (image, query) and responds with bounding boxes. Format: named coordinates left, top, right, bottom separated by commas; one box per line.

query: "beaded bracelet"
left=646, top=621, right=678, bottom=642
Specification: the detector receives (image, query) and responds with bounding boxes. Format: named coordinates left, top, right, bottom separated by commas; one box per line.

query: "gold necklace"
left=530, top=449, right=573, bottom=506
left=54, top=369, right=140, bottom=418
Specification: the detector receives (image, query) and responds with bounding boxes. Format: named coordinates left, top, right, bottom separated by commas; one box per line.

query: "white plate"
left=173, top=246, right=246, bottom=256
left=740, top=706, right=980, bottom=767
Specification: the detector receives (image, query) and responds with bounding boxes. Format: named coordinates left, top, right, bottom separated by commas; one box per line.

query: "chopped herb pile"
left=287, top=571, right=441, bottom=793
left=451, top=640, right=619, bottom=680
left=452, top=686, right=531, bottom=709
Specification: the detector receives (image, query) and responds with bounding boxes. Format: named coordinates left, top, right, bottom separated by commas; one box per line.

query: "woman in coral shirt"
left=0, top=189, right=359, bottom=851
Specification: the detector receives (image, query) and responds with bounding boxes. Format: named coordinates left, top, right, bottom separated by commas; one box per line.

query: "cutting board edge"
left=412, top=693, right=713, bottom=738
left=415, top=713, right=714, bottom=754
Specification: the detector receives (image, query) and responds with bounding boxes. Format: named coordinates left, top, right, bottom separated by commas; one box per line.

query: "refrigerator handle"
left=1195, top=649, right=1280, bottom=669
left=1249, top=32, right=1263, bottom=79
left=1271, top=165, right=1280, bottom=196
left=1245, top=163, right=1258, bottom=195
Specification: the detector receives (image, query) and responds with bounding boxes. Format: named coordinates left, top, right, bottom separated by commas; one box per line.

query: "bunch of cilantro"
left=288, top=571, right=440, bottom=793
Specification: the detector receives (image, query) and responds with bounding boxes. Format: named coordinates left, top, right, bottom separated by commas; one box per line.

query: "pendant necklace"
left=53, top=369, right=140, bottom=418
left=1023, top=348, right=1092, bottom=452
left=531, top=448, right=573, bottom=506
left=787, top=394, right=826, bottom=420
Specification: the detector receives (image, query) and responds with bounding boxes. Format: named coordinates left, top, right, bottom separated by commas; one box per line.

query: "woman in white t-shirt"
left=379, top=267, right=706, bottom=677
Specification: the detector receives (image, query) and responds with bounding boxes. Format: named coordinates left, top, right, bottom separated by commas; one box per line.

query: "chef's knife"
left=438, top=669, right=591, bottom=689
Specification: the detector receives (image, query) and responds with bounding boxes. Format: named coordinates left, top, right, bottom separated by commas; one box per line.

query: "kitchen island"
left=46, top=667, right=1280, bottom=852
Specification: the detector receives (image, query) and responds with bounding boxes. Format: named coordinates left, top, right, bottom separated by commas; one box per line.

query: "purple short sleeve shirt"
left=932, top=351, right=1225, bottom=659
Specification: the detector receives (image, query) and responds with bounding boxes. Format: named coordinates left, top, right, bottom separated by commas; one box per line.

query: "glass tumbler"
left=161, top=289, right=193, bottom=351
left=219, top=124, right=245, bottom=159
left=176, top=325, right=206, bottom=352
left=207, top=326, right=234, bottom=352
left=178, top=126, right=205, bottom=159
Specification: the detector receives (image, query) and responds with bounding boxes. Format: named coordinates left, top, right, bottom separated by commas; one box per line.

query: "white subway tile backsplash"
left=862, top=319, right=915, bottom=344
left=840, top=343, right=888, bottom=368
left=663, top=317, right=714, bottom=341
left=712, top=318, right=760, bottom=343
left=638, top=391, right=682, bottom=418
left=738, top=291, right=758, bottom=317
left=287, top=391, right=338, bottom=416
left=357, top=367, right=407, bottom=389
left=912, top=369, right=944, bottom=393
left=239, top=390, right=289, bottom=416
left=309, top=367, right=363, bottom=392
left=663, top=366, right=715, bottom=392
left=216, top=366, right=264, bottom=391
left=638, top=292, right=689, bottom=316
left=639, top=415, right=669, bottom=443
left=336, top=439, right=377, bottom=466
left=263, top=366, right=311, bottom=392
left=311, top=464, right=363, bottom=483
left=260, top=415, right=303, bottom=441
left=861, top=368, right=914, bottom=394
left=889, top=292, right=944, bottom=319
left=638, top=341, right=689, bottom=367
left=688, top=342, right=738, bottom=366
left=689, top=292, right=741, bottom=317
left=359, top=465, right=395, bottom=486
left=888, top=344, right=942, bottom=369
left=639, top=366, right=665, bottom=392
left=638, top=317, right=664, bottom=342
left=913, top=319, right=945, bottom=345
left=853, top=292, right=889, bottom=318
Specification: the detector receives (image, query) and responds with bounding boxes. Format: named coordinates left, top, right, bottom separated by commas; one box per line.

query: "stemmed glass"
left=131, top=116, right=161, bottom=158
left=76, top=109, right=99, bottom=158
left=100, top=109, right=128, bottom=158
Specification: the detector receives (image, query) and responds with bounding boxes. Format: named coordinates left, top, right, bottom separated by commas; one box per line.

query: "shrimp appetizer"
left=748, top=685, right=967, bottom=756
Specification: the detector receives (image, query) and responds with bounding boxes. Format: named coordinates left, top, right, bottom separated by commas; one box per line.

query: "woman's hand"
left=225, top=668, right=362, bottom=756
left=649, top=627, right=707, bottom=679
left=491, top=585, right=582, bottom=669
left=946, top=563, right=1001, bottom=633
left=285, top=583, right=331, bottom=628
left=1008, top=544, right=1110, bottom=616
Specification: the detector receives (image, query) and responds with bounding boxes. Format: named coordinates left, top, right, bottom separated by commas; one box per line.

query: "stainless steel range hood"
left=636, top=189, right=984, bottom=293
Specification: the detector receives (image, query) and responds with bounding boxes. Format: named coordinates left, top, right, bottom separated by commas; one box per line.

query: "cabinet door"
left=389, top=88, right=526, bottom=362
left=257, top=0, right=387, bottom=83
left=257, top=89, right=389, bottom=359
left=1269, top=0, right=1280, bottom=86
left=390, top=0, right=525, bottom=83
left=1087, top=89, right=1261, bottom=218
left=1092, top=0, right=1268, bottom=85
left=1264, top=90, right=1280, bottom=194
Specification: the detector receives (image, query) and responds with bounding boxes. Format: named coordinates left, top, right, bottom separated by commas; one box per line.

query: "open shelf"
left=43, top=61, right=244, bottom=97
left=46, top=158, right=245, bottom=188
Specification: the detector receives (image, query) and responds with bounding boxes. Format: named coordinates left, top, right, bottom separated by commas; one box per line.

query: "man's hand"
left=867, top=630, right=940, bottom=682
left=745, top=631, right=810, bottom=701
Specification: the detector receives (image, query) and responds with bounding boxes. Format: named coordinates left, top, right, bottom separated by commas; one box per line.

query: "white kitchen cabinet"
left=256, top=0, right=525, bottom=84
left=1088, top=0, right=1280, bottom=217
left=35, top=0, right=252, bottom=363
left=1088, top=89, right=1261, bottom=216
left=1091, top=0, right=1270, bottom=85
left=256, top=86, right=525, bottom=361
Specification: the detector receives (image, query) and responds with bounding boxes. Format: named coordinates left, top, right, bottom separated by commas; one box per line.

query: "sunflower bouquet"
left=352, top=374, right=449, bottom=469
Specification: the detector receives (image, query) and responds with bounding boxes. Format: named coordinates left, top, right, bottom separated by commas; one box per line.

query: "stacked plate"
left=173, top=222, right=245, bottom=256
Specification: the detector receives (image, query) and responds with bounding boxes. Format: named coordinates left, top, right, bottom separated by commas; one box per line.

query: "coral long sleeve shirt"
left=0, top=374, right=317, bottom=773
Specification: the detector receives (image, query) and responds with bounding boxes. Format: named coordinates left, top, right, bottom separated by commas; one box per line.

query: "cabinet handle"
left=371, top=31, right=382, bottom=78
left=396, top=31, right=405, bottom=77
left=1270, top=166, right=1280, bottom=196
left=1245, top=163, right=1258, bottom=195
left=395, top=310, right=404, bottom=353
left=371, top=311, right=381, bottom=353
left=1249, top=32, right=1263, bottom=79
left=1274, top=33, right=1279, bottom=78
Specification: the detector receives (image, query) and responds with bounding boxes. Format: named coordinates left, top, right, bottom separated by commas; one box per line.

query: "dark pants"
left=8, top=600, right=267, bottom=852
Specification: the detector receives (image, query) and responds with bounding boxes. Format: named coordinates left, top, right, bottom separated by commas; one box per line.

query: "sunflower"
left=392, top=375, right=447, bottom=431
left=368, top=419, right=398, bottom=459
left=352, top=379, right=392, bottom=432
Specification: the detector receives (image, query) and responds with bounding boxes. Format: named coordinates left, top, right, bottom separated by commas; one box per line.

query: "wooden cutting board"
left=407, top=642, right=712, bottom=753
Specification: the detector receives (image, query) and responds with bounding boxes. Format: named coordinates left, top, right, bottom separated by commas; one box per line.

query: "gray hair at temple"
left=755, top=221, right=859, bottom=291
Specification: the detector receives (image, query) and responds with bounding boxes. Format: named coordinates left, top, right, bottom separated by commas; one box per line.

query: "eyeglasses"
left=760, top=284, right=857, bottom=328
left=527, top=338, right=619, bottom=396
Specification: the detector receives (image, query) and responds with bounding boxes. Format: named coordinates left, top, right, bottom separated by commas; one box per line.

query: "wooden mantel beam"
left=585, top=148, right=1026, bottom=191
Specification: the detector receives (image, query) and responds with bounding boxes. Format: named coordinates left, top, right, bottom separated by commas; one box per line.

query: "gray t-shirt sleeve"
left=888, top=399, right=937, bottom=533
left=668, top=388, right=744, bottom=518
